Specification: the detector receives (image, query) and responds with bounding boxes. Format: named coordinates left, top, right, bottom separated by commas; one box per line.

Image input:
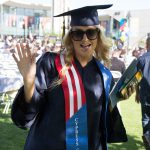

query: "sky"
left=68, top=0, right=150, bottom=11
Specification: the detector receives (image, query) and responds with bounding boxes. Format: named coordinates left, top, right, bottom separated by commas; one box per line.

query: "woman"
left=11, top=5, right=128, bottom=150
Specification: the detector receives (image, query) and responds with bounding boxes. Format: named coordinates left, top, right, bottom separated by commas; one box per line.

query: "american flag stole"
left=55, top=54, right=88, bottom=150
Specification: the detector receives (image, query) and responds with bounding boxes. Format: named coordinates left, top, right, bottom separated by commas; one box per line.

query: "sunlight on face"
left=71, top=26, right=98, bottom=60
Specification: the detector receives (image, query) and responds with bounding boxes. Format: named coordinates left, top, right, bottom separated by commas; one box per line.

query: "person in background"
left=116, top=39, right=124, bottom=50
left=11, top=5, right=134, bottom=150
left=45, top=43, right=53, bottom=52
left=138, top=42, right=147, bottom=57
left=136, top=37, right=150, bottom=150
left=110, top=49, right=126, bottom=82
left=132, top=49, right=140, bottom=58
left=5, top=35, right=13, bottom=49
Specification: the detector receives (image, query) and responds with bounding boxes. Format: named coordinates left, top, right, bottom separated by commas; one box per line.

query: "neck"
left=75, top=55, right=93, bottom=67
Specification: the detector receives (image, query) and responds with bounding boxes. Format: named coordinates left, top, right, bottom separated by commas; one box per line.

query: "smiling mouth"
left=80, top=44, right=91, bottom=49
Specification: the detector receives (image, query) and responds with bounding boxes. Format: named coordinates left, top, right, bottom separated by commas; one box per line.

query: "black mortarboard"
left=54, top=5, right=112, bottom=26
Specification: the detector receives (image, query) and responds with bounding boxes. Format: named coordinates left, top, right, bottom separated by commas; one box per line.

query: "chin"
left=81, top=52, right=93, bottom=59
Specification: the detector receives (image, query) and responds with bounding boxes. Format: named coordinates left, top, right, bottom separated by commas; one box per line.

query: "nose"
left=82, top=33, right=88, bottom=41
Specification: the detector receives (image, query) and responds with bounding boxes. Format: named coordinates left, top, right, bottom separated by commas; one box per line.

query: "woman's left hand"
left=122, top=84, right=136, bottom=99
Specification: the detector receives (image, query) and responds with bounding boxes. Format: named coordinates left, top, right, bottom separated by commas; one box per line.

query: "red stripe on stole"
left=55, top=55, right=70, bottom=121
left=72, top=61, right=86, bottom=105
left=68, top=69, right=78, bottom=114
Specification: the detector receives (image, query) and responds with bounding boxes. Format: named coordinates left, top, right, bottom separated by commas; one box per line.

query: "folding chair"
left=1, top=90, right=17, bottom=114
left=110, top=70, right=122, bottom=113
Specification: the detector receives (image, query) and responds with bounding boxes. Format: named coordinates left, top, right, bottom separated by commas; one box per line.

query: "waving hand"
left=12, top=43, right=36, bottom=102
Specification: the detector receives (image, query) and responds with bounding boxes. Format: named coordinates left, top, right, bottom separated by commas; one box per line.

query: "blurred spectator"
left=119, top=49, right=126, bottom=60
left=45, top=43, right=53, bottom=52
left=138, top=41, right=147, bottom=56
left=136, top=37, right=150, bottom=149
left=116, top=39, right=124, bottom=50
left=53, top=40, right=62, bottom=52
left=34, top=39, right=43, bottom=61
left=0, top=38, right=5, bottom=52
left=5, top=35, right=13, bottom=49
left=110, top=49, right=126, bottom=82
left=132, top=49, right=139, bottom=58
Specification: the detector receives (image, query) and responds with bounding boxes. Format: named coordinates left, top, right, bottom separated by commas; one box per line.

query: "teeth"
left=81, top=44, right=91, bottom=47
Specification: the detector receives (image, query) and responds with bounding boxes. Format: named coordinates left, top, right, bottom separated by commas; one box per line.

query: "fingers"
left=135, top=93, right=140, bottom=103
left=26, top=44, right=32, bottom=58
left=128, top=86, right=132, bottom=97
left=16, top=43, right=23, bottom=59
left=31, top=54, right=36, bottom=64
left=14, top=43, right=31, bottom=59
left=127, top=85, right=136, bottom=97
left=28, top=43, right=38, bottom=64
left=123, top=93, right=129, bottom=99
left=129, top=84, right=136, bottom=95
left=12, top=42, right=37, bottom=65
left=12, top=53, right=19, bottom=63
left=120, top=84, right=136, bottom=100
left=20, top=43, right=27, bottom=57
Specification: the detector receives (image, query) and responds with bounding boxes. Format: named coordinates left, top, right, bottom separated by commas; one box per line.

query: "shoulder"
left=139, top=52, right=150, bottom=59
left=37, top=52, right=57, bottom=65
left=94, top=59, right=112, bottom=78
left=35, top=52, right=59, bottom=72
left=39, top=51, right=57, bottom=60
left=138, top=52, right=150, bottom=64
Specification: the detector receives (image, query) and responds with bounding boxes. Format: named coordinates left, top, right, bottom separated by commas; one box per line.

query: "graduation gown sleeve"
left=11, top=53, right=57, bottom=129
left=107, top=79, right=127, bottom=143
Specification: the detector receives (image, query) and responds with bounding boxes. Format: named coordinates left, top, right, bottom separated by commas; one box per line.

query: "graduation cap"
left=54, top=5, right=112, bottom=26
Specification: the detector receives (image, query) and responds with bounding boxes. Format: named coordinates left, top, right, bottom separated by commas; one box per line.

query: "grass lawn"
left=108, top=93, right=145, bottom=150
left=0, top=93, right=146, bottom=150
left=0, top=110, right=27, bottom=150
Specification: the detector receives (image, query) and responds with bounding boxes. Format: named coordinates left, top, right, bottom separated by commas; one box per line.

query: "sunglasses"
left=70, top=28, right=100, bottom=41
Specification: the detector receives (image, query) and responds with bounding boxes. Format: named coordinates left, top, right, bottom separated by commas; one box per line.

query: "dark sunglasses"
left=70, top=28, right=100, bottom=41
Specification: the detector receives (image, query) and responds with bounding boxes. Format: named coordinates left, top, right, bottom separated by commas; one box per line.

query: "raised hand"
left=12, top=43, right=37, bottom=102
left=12, top=43, right=36, bottom=81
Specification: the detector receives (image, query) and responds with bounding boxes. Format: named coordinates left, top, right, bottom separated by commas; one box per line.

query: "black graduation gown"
left=11, top=52, right=127, bottom=150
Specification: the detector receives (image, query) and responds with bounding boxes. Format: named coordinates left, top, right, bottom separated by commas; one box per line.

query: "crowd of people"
left=0, top=35, right=63, bottom=57
left=110, top=38, right=148, bottom=72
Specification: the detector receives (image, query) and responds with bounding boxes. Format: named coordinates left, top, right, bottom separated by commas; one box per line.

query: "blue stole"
left=95, top=60, right=112, bottom=150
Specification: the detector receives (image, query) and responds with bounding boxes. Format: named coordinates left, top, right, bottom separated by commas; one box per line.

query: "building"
left=104, top=9, right=150, bottom=49
left=129, top=9, right=150, bottom=48
left=0, top=0, right=69, bottom=39
left=1, top=0, right=149, bottom=49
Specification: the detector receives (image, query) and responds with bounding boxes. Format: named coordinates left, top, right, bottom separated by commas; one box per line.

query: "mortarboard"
left=54, top=5, right=112, bottom=26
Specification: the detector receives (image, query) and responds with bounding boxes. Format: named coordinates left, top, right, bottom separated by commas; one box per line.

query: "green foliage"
left=0, top=94, right=146, bottom=150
